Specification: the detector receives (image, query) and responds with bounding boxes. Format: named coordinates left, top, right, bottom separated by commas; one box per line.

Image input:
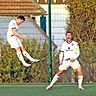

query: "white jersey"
left=7, top=19, right=22, bottom=48
left=61, top=41, right=80, bottom=61
left=7, top=19, right=19, bottom=40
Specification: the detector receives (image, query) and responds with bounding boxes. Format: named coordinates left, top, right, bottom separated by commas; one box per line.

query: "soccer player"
left=7, top=15, right=39, bottom=67
left=46, top=32, right=84, bottom=90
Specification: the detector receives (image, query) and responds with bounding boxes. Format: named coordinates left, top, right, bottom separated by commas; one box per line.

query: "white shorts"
left=7, top=36, right=23, bottom=48
left=59, top=60, right=81, bottom=70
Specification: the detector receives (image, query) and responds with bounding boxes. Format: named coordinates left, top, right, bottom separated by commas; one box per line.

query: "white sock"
left=50, top=74, right=59, bottom=87
left=78, top=75, right=83, bottom=88
left=17, top=51, right=30, bottom=66
left=22, top=51, right=35, bottom=61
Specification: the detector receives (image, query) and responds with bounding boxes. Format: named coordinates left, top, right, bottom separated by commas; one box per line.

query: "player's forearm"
left=72, top=51, right=80, bottom=60
left=73, top=45, right=80, bottom=59
left=13, top=32, right=22, bottom=38
left=74, top=52, right=80, bottom=59
left=12, top=30, right=25, bottom=39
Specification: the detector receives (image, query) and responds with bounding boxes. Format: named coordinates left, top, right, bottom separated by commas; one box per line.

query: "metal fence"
left=0, top=3, right=96, bottom=83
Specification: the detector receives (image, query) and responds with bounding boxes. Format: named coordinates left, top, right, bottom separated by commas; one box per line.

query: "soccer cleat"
left=31, top=58, right=40, bottom=63
left=23, top=63, right=31, bottom=67
left=78, top=86, right=85, bottom=90
left=46, top=85, right=52, bottom=90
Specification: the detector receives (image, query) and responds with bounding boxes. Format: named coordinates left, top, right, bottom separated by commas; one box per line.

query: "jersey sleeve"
left=9, top=21, right=16, bottom=29
left=59, top=43, right=65, bottom=62
left=60, top=43, right=65, bottom=52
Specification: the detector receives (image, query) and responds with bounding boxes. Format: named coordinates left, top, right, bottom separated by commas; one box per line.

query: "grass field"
left=0, top=83, right=96, bottom=96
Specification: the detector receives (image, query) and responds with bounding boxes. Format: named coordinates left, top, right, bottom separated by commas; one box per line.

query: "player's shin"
left=22, top=51, right=39, bottom=62
left=50, top=74, right=59, bottom=86
left=17, top=51, right=31, bottom=67
left=78, top=75, right=84, bottom=90
left=46, top=74, right=59, bottom=90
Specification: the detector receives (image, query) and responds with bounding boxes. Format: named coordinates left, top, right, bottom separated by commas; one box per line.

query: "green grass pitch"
left=0, top=83, right=96, bottom=96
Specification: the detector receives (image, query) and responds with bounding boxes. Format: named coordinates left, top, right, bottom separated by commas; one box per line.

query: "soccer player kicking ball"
left=7, top=15, right=39, bottom=67
left=46, top=32, right=84, bottom=90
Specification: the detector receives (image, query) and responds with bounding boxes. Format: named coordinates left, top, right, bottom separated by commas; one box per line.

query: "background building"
left=0, top=0, right=56, bottom=48
left=33, top=0, right=70, bottom=50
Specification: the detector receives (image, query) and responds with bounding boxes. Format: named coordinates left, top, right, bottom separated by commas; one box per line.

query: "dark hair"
left=17, top=15, right=25, bottom=21
left=66, top=31, right=72, bottom=35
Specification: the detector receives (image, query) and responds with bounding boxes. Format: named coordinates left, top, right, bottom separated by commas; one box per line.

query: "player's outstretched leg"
left=78, top=75, right=84, bottom=90
left=22, top=51, right=40, bottom=63
left=17, top=51, right=31, bottom=67
left=46, top=74, right=59, bottom=90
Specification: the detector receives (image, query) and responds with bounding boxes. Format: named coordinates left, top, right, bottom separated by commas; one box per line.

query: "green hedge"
left=0, top=38, right=52, bottom=83
left=0, top=37, right=96, bottom=83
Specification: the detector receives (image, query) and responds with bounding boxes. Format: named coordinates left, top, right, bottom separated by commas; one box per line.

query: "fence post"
left=48, top=0, right=52, bottom=82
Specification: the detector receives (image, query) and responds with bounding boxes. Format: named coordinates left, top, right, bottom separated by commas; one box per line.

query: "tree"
left=64, top=0, right=96, bottom=82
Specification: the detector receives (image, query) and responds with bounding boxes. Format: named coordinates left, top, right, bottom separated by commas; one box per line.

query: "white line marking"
left=0, top=84, right=95, bottom=87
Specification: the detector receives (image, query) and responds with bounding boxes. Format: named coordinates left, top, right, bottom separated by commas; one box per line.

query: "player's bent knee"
left=76, top=67, right=83, bottom=75
left=15, top=47, right=21, bottom=51
left=57, top=70, right=64, bottom=75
